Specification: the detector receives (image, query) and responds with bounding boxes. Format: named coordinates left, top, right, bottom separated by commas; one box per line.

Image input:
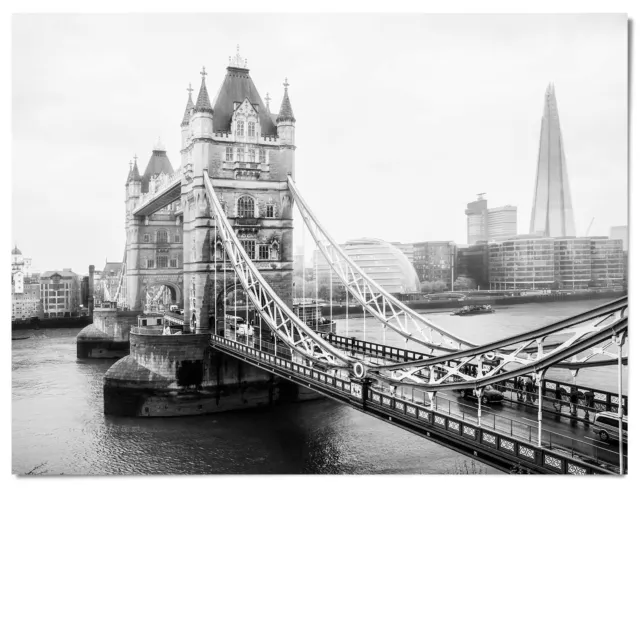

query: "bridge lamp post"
left=476, top=388, right=483, bottom=425
left=614, top=333, right=625, bottom=475
left=535, top=370, right=546, bottom=448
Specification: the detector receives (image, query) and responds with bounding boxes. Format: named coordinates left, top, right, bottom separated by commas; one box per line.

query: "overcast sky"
left=12, top=13, right=627, bottom=274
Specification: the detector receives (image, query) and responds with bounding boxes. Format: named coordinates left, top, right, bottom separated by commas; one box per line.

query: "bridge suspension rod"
left=204, top=171, right=358, bottom=371
left=287, top=176, right=473, bottom=354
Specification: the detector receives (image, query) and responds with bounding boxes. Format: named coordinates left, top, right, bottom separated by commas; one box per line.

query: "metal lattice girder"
left=204, top=171, right=357, bottom=371
left=287, top=176, right=473, bottom=353
left=366, top=299, right=628, bottom=390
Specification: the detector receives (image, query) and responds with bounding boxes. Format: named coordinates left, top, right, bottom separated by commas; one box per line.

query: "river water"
left=12, top=299, right=625, bottom=476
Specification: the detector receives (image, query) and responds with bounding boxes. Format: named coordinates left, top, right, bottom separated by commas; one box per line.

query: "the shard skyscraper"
left=529, top=84, right=576, bottom=237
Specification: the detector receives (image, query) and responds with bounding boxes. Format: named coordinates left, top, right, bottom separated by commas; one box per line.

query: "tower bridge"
left=79, top=49, right=628, bottom=475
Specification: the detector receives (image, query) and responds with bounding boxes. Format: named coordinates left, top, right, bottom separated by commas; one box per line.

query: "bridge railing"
left=321, top=332, right=628, bottom=417
left=210, top=333, right=619, bottom=474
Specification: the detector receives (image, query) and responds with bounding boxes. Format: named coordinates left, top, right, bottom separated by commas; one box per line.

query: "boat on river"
left=451, top=304, right=495, bottom=316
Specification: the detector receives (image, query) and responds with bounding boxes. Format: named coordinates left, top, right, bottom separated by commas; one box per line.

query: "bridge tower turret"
left=182, top=67, right=215, bottom=333
left=276, top=78, right=296, bottom=179
left=125, top=157, right=142, bottom=309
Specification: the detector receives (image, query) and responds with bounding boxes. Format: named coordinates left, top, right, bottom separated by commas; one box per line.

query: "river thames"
left=12, top=299, right=626, bottom=475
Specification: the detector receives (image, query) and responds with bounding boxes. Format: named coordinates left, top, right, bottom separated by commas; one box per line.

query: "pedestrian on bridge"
left=514, top=377, right=523, bottom=401
left=569, top=387, right=579, bottom=417
left=553, top=385, right=563, bottom=411
left=524, top=378, right=534, bottom=404
left=583, top=390, right=595, bottom=421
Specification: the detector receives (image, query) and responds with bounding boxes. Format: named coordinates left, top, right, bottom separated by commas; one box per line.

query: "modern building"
left=391, top=242, right=415, bottom=265
left=39, top=269, right=81, bottom=318
left=609, top=225, right=628, bottom=252
left=488, top=236, right=556, bottom=290
left=455, top=243, right=490, bottom=290
left=553, top=237, right=592, bottom=290
left=314, top=238, right=420, bottom=294
left=589, top=237, right=624, bottom=288
left=529, top=84, right=576, bottom=237
left=465, top=194, right=488, bottom=245
left=413, top=241, right=455, bottom=286
left=465, top=195, right=517, bottom=244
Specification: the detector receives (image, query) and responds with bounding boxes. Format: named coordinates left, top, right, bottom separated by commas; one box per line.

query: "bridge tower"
left=125, top=140, right=183, bottom=311
left=181, top=47, right=295, bottom=333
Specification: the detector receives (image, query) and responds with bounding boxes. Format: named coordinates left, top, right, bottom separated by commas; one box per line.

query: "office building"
left=465, top=194, right=517, bottom=244
left=529, top=84, right=576, bottom=237
left=40, top=269, right=81, bottom=318
left=413, top=241, right=455, bottom=286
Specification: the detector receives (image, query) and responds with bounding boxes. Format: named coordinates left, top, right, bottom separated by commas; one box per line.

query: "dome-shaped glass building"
left=334, top=238, right=421, bottom=294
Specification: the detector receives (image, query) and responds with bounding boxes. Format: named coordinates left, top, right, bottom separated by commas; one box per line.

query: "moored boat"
left=451, top=304, right=495, bottom=316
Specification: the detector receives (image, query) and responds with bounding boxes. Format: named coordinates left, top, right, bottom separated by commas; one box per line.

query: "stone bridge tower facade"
left=125, top=141, right=184, bottom=311
left=180, top=48, right=295, bottom=333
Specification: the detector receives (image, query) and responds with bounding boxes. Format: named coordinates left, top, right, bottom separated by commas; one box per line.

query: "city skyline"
left=13, top=14, right=627, bottom=274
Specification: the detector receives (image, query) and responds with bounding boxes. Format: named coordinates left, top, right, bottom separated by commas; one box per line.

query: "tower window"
left=225, top=147, right=233, bottom=161
left=241, top=240, right=256, bottom=259
left=248, top=121, right=256, bottom=137
left=266, top=204, right=275, bottom=218
left=259, top=245, right=269, bottom=260
left=248, top=148, right=256, bottom=162
left=143, top=234, right=150, bottom=243
left=236, top=121, right=245, bottom=136
left=147, top=259, right=155, bottom=269
left=170, top=259, right=178, bottom=268
left=238, top=147, right=245, bottom=162
left=157, top=230, right=168, bottom=243
left=259, top=148, right=266, bottom=163
left=237, top=196, right=254, bottom=218
left=174, top=234, right=180, bottom=243
left=157, top=256, right=168, bottom=268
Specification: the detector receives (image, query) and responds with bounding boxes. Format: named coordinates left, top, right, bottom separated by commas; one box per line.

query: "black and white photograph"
left=5, top=7, right=638, bottom=640
left=11, top=13, right=629, bottom=476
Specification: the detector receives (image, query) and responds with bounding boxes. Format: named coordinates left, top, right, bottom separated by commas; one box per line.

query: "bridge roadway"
left=210, top=330, right=623, bottom=474
left=322, top=333, right=627, bottom=471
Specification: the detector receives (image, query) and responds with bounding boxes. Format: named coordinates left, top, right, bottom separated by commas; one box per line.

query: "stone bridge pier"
left=76, top=308, right=139, bottom=359
left=103, top=329, right=317, bottom=417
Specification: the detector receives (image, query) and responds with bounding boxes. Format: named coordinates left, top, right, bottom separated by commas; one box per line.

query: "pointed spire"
left=153, top=136, right=166, bottom=152
left=130, top=154, right=141, bottom=182
left=276, top=78, right=296, bottom=123
left=195, top=66, right=213, bottom=114
left=181, top=82, right=195, bottom=126
left=126, top=160, right=133, bottom=184
left=265, top=92, right=271, bottom=112
left=228, top=45, right=248, bottom=70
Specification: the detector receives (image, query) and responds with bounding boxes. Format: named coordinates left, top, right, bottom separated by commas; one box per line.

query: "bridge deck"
left=210, top=331, right=621, bottom=475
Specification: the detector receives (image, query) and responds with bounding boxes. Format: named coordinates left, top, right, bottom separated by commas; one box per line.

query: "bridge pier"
left=103, top=329, right=318, bottom=417
left=76, top=308, right=139, bottom=359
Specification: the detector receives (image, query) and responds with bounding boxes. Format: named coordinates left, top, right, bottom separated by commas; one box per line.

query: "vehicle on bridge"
left=592, top=412, right=628, bottom=443
left=458, top=385, right=504, bottom=404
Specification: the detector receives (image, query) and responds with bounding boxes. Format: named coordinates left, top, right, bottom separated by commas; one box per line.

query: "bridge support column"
left=76, top=308, right=138, bottom=359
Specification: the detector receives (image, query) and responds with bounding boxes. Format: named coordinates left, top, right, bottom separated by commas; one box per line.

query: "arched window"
left=237, top=196, right=254, bottom=218
left=248, top=121, right=256, bottom=137
left=236, top=121, right=245, bottom=136
left=270, top=241, right=280, bottom=261
left=266, top=204, right=275, bottom=218
left=157, top=229, right=168, bottom=243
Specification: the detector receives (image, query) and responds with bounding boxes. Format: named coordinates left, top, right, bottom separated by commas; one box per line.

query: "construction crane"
left=585, top=217, right=595, bottom=236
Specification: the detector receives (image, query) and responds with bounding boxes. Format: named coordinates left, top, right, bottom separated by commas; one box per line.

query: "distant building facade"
left=39, top=269, right=81, bottom=317
left=489, top=236, right=556, bottom=290
left=391, top=242, right=415, bottom=265
left=11, top=245, right=33, bottom=277
left=413, top=241, right=455, bottom=286
left=455, top=243, right=490, bottom=290
left=314, top=238, right=420, bottom=294
left=609, top=225, right=628, bottom=252
left=488, top=235, right=624, bottom=290
left=589, top=237, right=624, bottom=288
left=465, top=195, right=517, bottom=245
